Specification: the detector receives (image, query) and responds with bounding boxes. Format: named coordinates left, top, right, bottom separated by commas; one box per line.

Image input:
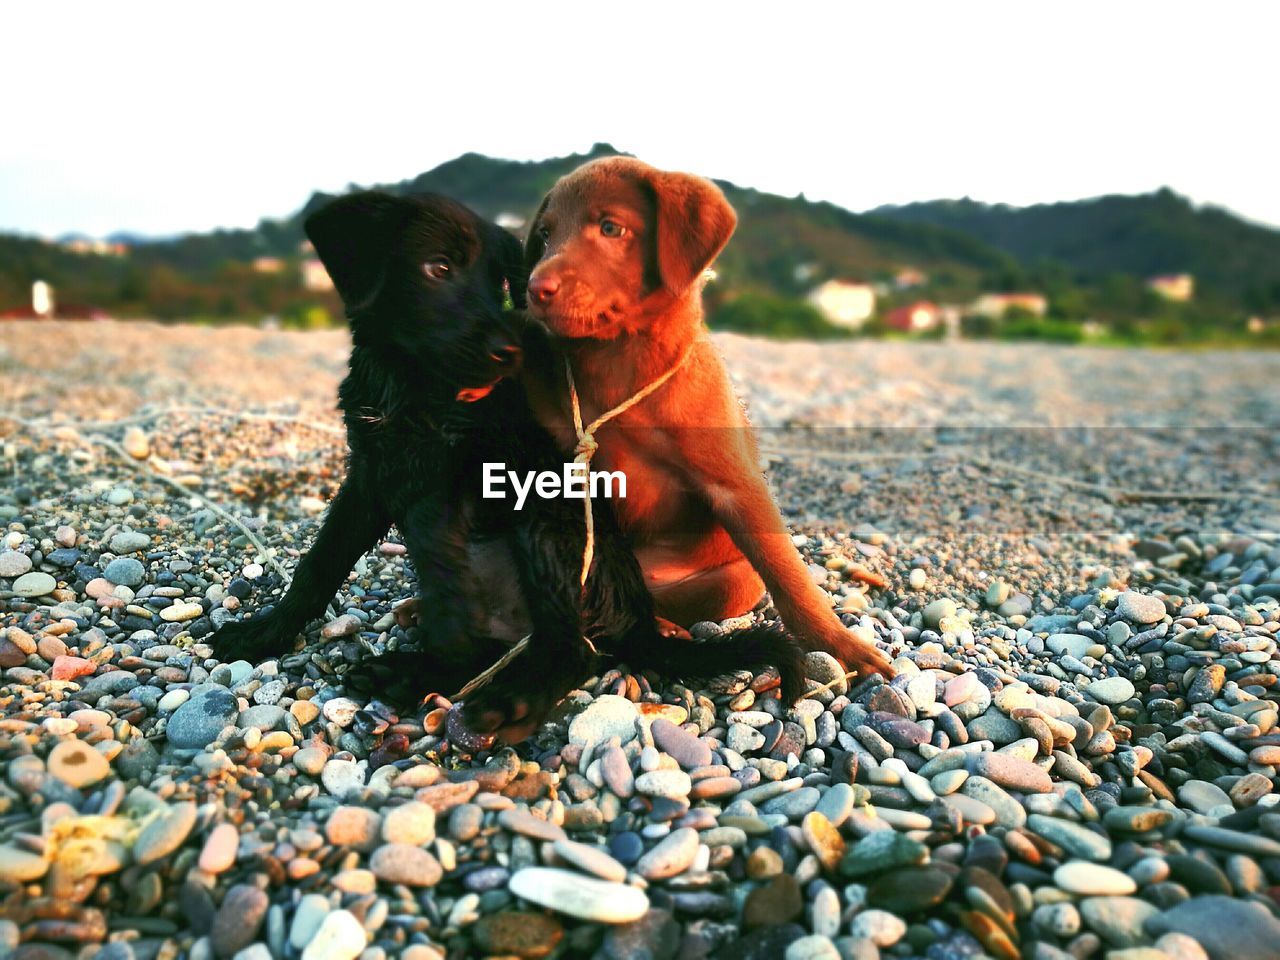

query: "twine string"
left=449, top=345, right=693, bottom=699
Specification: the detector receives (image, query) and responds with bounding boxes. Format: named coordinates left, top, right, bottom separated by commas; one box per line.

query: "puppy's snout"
left=488, top=344, right=522, bottom=371
left=529, top=273, right=560, bottom=306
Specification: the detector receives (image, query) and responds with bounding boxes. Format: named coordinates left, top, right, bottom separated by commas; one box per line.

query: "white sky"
left=3, top=1, right=1277, bottom=237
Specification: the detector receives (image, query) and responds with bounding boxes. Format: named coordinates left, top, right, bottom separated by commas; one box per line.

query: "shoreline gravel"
left=2, top=320, right=1280, bottom=960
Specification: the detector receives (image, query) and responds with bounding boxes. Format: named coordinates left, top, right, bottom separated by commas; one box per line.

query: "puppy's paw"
left=654, top=616, right=692, bottom=640
left=846, top=641, right=895, bottom=680
left=211, top=614, right=299, bottom=664
left=461, top=668, right=567, bottom=745
left=344, top=651, right=468, bottom=712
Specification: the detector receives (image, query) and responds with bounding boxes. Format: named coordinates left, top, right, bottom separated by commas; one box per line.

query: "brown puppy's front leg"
left=692, top=444, right=894, bottom=679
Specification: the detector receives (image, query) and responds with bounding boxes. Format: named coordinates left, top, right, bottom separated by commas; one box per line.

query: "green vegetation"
left=708, top=293, right=850, bottom=340
left=3, top=145, right=1278, bottom=345
left=874, top=189, right=1280, bottom=314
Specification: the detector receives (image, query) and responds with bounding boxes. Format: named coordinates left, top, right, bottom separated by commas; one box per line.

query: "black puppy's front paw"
left=343, top=650, right=473, bottom=712
left=211, top=613, right=301, bottom=663
left=462, top=651, right=586, bottom=744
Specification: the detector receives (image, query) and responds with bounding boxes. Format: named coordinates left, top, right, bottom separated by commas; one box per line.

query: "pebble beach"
left=3, top=319, right=1280, bottom=960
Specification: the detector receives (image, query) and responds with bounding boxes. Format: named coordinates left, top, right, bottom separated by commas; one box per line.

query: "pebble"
left=803, top=651, right=848, bottom=696
left=12, top=571, right=57, bottom=597
left=849, top=909, right=907, bottom=947
left=785, top=934, right=841, bottom=960
left=1117, top=591, right=1166, bottom=624
left=300, top=910, right=367, bottom=960
left=198, top=822, right=240, bottom=873
left=46, top=739, right=111, bottom=788
left=636, top=827, right=699, bottom=879
left=596, top=745, right=631, bottom=795
left=923, top=599, right=957, bottom=629
left=1156, top=933, right=1212, bottom=960
left=110, top=531, right=151, bottom=553
left=841, top=832, right=928, bottom=879
left=320, top=614, right=361, bottom=638
left=801, top=811, right=845, bottom=872
left=1079, top=896, right=1160, bottom=949
left=103, top=556, right=146, bottom=587
left=508, top=867, right=649, bottom=923
left=369, top=843, right=442, bottom=886
left=553, top=838, right=627, bottom=882
left=293, top=747, right=328, bottom=777
left=968, top=752, right=1052, bottom=793
left=1054, top=861, right=1137, bottom=896
left=743, top=874, right=803, bottom=928
left=0, top=551, right=33, bottom=577
left=122, top=426, right=151, bottom=458
left=1177, top=780, right=1233, bottom=815
left=210, top=884, right=268, bottom=957
left=1088, top=676, right=1136, bottom=705
left=1027, top=815, right=1113, bottom=860
left=381, top=801, right=436, bottom=845
left=761, top=786, right=821, bottom=819
left=321, top=697, right=360, bottom=727
left=867, top=866, right=954, bottom=914
left=168, top=688, right=238, bottom=749
left=320, top=758, right=365, bottom=797
left=635, top=769, right=693, bottom=799
left=0, top=843, right=48, bottom=882
left=134, top=802, right=198, bottom=865
left=471, top=911, right=564, bottom=958
left=651, top=718, right=712, bottom=768
left=160, top=601, right=203, bottom=622
left=289, top=895, right=330, bottom=950
left=325, top=806, right=382, bottom=850
left=746, top=846, right=784, bottom=879
left=498, top=808, right=566, bottom=842
left=568, top=695, right=639, bottom=745
left=814, top=781, right=855, bottom=826
left=1148, top=895, right=1280, bottom=959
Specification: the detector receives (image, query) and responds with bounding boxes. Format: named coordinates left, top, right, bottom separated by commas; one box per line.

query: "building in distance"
left=1147, top=273, right=1194, bottom=302
left=807, top=279, right=877, bottom=330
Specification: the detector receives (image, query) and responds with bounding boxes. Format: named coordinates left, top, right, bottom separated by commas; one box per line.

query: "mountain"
left=4, top=144, right=1279, bottom=327
left=872, top=189, right=1280, bottom=309
left=297, top=143, right=1015, bottom=298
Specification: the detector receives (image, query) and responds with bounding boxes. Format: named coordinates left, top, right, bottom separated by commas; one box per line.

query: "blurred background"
left=2, top=2, right=1278, bottom=347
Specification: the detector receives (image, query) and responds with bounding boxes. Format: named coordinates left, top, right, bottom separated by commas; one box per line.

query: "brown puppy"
left=520, top=156, right=894, bottom=680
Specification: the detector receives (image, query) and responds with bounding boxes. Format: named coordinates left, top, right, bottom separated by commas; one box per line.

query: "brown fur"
left=522, top=157, right=894, bottom=679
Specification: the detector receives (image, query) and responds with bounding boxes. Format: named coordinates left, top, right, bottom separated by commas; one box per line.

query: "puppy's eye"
left=600, top=219, right=627, bottom=239
left=537, top=225, right=551, bottom=242
left=423, top=259, right=451, bottom=281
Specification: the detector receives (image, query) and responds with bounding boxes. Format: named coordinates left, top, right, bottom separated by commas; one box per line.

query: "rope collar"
left=564, top=343, right=694, bottom=590
left=451, top=344, right=694, bottom=701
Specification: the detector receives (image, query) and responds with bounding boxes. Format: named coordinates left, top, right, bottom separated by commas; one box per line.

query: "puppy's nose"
left=488, top=344, right=522, bottom=370
left=529, top=274, right=560, bottom=306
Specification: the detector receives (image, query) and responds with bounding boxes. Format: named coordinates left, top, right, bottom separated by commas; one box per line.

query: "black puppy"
left=211, top=191, right=660, bottom=717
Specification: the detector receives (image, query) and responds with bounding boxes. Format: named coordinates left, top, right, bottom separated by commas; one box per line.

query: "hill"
left=300, top=143, right=1015, bottom=299
left=873, top=189, right=1280, bottom=312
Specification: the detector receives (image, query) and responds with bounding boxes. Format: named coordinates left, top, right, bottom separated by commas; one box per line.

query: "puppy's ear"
left=650, top=172, right=737, bottom=295
left=304, top=191, right=410, bottom=312
left=523, top=195, right=551, bottom=275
